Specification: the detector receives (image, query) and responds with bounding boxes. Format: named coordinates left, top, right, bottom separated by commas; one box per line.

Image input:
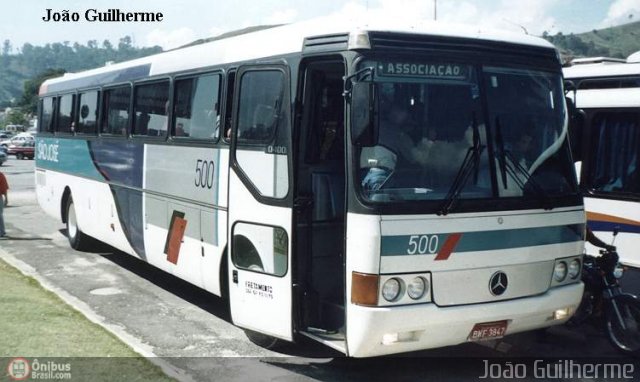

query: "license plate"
left=467, top=320, right=509, bottom=341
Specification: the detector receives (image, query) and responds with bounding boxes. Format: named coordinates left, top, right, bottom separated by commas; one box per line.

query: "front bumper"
left=346, top=282, right=583, bottom=357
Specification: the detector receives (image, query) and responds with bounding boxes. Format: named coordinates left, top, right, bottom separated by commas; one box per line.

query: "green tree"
left=2, top=108, right=28, bottom=128
left=18, top=68, right=66, bottom=114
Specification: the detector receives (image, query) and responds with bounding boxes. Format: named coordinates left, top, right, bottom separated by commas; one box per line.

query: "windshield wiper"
left=494, top=117, right=553, bottom=210
left=438, top=114, right=485, bottom=216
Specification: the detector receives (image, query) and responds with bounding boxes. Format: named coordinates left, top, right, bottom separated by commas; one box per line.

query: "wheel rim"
left=607, top=299, right=640, bottom=352
left=67, top=202, right=78, bottom=240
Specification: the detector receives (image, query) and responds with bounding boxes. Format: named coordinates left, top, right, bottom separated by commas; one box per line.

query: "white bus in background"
left=564, top=53, right=640, bottom=267
left=36, top=16, right=585, bottom=357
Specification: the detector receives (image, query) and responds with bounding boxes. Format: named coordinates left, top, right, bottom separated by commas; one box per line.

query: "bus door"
left=227, top=64, right=294, bottom=341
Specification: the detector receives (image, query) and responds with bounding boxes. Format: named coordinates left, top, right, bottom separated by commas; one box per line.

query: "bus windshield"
left=357, top=59, right=577, bottom=206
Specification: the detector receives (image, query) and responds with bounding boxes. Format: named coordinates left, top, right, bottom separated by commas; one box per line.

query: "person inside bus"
left=512, top=131, right=534, bottom=169
left=360, top=102, right=421, bottom=192
left=175, top=123, right=188, bottom=137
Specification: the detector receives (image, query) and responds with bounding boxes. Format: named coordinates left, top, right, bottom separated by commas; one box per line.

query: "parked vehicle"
left=569, top=230, right=640, bottom=355
left=0, top=132, right=34, bottom=149
left=8, top=140, right=35, bottom=159
left=0, top=147, right=7, bottom=166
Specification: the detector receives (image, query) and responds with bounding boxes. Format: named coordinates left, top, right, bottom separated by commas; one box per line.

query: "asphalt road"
left=1, top=157, right=639, bottom=381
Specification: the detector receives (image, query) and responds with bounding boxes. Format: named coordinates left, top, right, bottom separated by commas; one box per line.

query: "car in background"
left=0, top=147, right=7, bottom=166
left=8, top=140, right=35, bottom=160
left=0, top=132, right=34, bottom=149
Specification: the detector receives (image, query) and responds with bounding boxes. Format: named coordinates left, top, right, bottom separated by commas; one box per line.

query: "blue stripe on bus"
left=36, top=137, right=147, bottom=258
left=111, top=186, right=146, bottom=259
left=88, top=140, right=144, bottom=188
left=44, top=64, right=152, bottom=94
left=381, top=224, right=584, bottom=257
left=36, top=138, right=105, bottom=180
left=588, top=220, right=640, bottom=235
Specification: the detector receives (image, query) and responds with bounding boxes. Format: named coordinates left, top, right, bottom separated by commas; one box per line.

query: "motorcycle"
left=569, top=229, right=640, bottom=356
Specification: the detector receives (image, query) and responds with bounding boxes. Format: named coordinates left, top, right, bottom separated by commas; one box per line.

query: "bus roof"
left=567, top=88, right=640, bottom=108
left=564, top=61, right=640, bottom=80
left=40, top=15, right=555, bottom=95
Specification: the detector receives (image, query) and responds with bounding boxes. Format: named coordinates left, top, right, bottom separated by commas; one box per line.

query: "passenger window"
left=57, top=94, right=75, bottom=134
left=237, top=71, right=284, bottom=143
left=232, top=223, right=288, bottom=276
left=173, top=74, right=221, bottom=140
left=102, top=87, right=131, bottom=136
left=133, top=81, right=170, bottom=137
left=77, top=91, right=99, bottom=135
left=235, top=69, right=290, bottom=199
left=40, top=97, right=55, bottom=133
left=588, top=112, right=640, bottom=195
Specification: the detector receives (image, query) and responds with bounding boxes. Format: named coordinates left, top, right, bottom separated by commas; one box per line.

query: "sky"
left=0, top=0, right=639, bottom=51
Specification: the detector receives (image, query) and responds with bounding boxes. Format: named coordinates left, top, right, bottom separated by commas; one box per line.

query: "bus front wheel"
left=66, top=196, right=91, bottom=251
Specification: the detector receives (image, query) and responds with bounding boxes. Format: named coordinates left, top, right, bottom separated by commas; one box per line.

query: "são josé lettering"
left=42, top=9, right=163, bottom=22
left=37, top=141, right=59, bottom=163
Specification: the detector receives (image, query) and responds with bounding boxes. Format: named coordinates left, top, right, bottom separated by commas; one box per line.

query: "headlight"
left=407, top=277, right=427, bottom=300
left=568, top=259, right=581, bottom=279
left=382, top=278, right=402, bottom=302
left=613, top=264, right=625, bottom=279
left=554, top=261, right=567, bottom=282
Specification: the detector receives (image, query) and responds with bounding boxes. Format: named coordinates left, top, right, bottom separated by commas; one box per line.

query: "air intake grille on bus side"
left=303, top=34, right=349, bottom=53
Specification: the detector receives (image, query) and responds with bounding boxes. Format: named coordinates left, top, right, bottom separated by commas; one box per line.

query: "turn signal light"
left=351, top=272, right=379, bottom=306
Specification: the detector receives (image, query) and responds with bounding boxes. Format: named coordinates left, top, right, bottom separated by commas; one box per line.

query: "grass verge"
left=0, top=258, right=174, bottom=381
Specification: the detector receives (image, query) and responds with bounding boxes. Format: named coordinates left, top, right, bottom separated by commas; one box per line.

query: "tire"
left=244, top=329, right=284, bottom=350
left=16, top=153, right=23, bottom=160
left=567, top=291, right=595, bottom=327
left=66, top=196, right=91, bottom=251
left=605, top=293, right=640, bottom=356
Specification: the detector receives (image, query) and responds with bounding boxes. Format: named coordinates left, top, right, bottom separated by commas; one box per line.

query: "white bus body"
left=564, top=58, right=640, bottom=267
left=36, top=16, right=584, bottom=357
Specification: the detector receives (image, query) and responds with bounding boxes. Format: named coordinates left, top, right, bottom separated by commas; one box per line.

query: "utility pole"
left=434, top=0, right=437, bottom=20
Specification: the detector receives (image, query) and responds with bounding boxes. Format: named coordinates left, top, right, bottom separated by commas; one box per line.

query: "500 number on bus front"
left=407, top=235, right=439, bottom=255
left=195, top=159, right=215, bottom=189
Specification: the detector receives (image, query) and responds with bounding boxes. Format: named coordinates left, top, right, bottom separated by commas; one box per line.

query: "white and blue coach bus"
left=36, top=17, right=585, bottom=357
left=564, top=56, right=640, bottom=268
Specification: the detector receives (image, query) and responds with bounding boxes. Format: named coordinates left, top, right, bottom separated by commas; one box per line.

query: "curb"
left=0, top=247, right=196, bottom=382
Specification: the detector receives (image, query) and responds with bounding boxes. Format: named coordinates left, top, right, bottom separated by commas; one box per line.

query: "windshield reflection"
left=357, top=61, right=577, bottom=205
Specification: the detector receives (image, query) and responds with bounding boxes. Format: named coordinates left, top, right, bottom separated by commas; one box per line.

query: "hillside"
left=544, top=20, right=640, bottom=61
left=0, top=38, right=162, bottom=108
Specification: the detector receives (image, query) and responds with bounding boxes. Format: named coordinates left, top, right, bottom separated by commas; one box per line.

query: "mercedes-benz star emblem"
left=489, top=271, right=508, bottom=296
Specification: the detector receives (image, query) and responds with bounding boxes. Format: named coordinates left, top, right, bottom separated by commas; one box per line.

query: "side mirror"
left=350, top=82, right=377, bottom=146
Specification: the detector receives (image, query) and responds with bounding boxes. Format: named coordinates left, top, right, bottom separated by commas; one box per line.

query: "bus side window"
left=56, top=94, right=75, bottom=134
left=102, top=86, right=131, bottom=136
left=173, top=73, right=221, bottom=140
left=40, top=97, right=55, bottom=134
left=133, top=81, right=169, bottom=137
left=77, top=91, right=99, bottom=135
left=235, top=69, right=290, bottom=199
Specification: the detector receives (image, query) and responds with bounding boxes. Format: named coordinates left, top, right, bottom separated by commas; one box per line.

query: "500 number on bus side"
left=194, top=159, right=215, bottom=189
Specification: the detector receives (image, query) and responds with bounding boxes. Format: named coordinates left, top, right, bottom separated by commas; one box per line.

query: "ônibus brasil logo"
left=7, top=357, right=30, bottom=381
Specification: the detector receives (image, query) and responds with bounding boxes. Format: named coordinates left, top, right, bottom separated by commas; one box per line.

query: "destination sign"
left=378, top=61, right=469, bottom=80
